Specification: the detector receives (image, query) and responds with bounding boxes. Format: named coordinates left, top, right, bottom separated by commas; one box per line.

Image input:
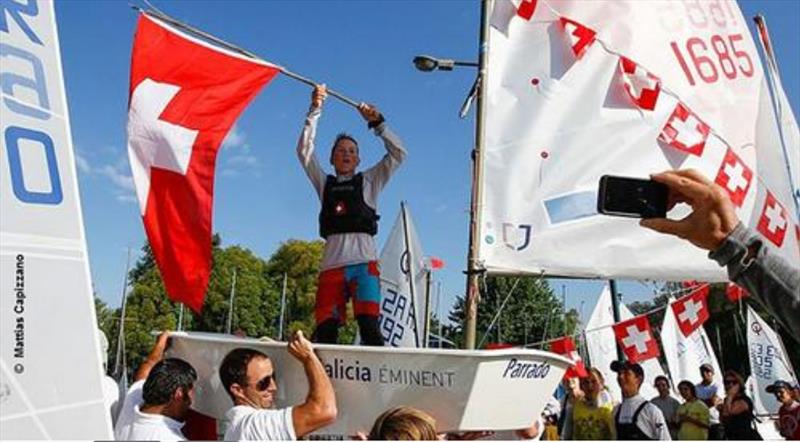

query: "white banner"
left=167, top=332, right=571, bottom=435
left=0, top=0, right=111, bottom=438
left=746, top=306, right=798, bottom=416
left=660, top=299, right=723, bottom=390
left=584, top=284, right=666, bottom=402
left=480, top=0, right=800, bottom=280
left=373, top=204, right=426, bottom=347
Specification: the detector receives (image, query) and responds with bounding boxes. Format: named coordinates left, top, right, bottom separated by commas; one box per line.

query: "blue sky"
left=55, top=1, right=799, bottom=330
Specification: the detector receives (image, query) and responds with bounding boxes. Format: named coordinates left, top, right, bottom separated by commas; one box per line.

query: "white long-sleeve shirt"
left=297, top=107, right=406, bottom=270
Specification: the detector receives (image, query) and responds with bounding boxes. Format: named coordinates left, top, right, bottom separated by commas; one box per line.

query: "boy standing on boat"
left=297, top=84, right=406, bottom=345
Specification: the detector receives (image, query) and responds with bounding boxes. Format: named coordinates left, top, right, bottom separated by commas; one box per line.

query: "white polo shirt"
left=114, top=380, right=185, bottom=441
left=613, top=394, right=671, bottom=440
left=223, top=405, right=296, bottom=441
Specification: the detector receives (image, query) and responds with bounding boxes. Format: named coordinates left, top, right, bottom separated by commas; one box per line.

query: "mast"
left=464, top=0, right=491, bottom=350
left=400, top=201, right=421, bottom=347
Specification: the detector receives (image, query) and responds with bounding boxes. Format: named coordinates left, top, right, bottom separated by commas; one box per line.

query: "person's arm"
left=719, top=396, right=749, bottom=418
left=359, top=104, right=407, bottom=194
left=133, top=331, right=169, bottom=382
left=649, top=406, right=672, bottom=440
left=289, top=331, right=337, bottom=437
left=296, top=85, right=328, bottom=198
left=640, top=169, right=800, bottom=340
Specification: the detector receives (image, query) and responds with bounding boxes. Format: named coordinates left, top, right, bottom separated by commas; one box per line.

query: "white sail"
left=369, top=203, right=426, bottom=347
left=585, top=284, right=665, bottom=402
left=660, top=299, right=723, bottom=390
left=480, top=0, right=800, bottom=279
left=0, top=1, right=112, bottom=438
left=746, top=306, right=798, bottom=415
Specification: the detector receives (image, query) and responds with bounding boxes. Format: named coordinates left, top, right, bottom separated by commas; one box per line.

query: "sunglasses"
left=252, top=373, right=276, bottom=391
left=724, top=379, right=738, bottom=386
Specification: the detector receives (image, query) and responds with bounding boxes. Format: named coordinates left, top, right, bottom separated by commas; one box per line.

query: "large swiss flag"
left=127, top=14, right=280, bottom=311
left=671, top=288, right=710, bottom=337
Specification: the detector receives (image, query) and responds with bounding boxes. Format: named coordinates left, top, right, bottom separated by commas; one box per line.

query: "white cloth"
left=114, top=380, right=144, bottom=440
left=613, top=394, right=671, bottom=440
left=695, top=382, right=721, bottom=424
left=223, top=405, right=296, bottom=441
left=113, top=380, right=185, bottom=441
left=297, top=108, right=406, bottom=270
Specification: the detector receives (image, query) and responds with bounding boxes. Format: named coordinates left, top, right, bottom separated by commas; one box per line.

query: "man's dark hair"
left=219, top=348, right=269, bottom=401
left=654, top=375, right=670, bottom=387
left=142, top=358, right=197, bottom=406
left=329, top=132, right=359, bottom=163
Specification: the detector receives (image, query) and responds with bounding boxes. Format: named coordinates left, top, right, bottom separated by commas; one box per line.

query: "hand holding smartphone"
left=597, top=175, right=668, bottom=219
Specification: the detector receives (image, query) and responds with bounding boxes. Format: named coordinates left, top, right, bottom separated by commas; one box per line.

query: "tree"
left=445, top=276, right=578, bottom=348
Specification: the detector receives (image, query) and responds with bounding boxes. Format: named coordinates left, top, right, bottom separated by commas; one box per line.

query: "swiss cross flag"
left=127, top=14, right=279, bottom=312
left=612, top=316, right=660, bottom=363
left=714, top=148, right=753, bottom=207
left=517, top=0, right=537, bottom=20
left=560, top=17, right=596, bottom=58
left=550, top=336, right=587, bottom=379
left=726, top=283, right=750, bottom=302
left=671, top=289, right=710, bottom=337
left=658, top=103, right=710, bottom=156
left=619, top=57, right=661, bottom=110
left=757, top=191, right=789, bottom=247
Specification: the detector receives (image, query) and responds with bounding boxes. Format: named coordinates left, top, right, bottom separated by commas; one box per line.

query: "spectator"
left=675, top=381, right=710, bottom=441
left=368, top=407, right=438, bottom=440
left=641, top=169, right=800, bottom=341
left=695, top=364, right=723, bottom=439
left=651, top=376, right=681, bottom=439
left=611, top=360, right=671, bottom=440
left=219, top=330, right=336, bottom=440
left=718, top=370, right=761, bottom=440
left=563, top=368, right=614, bottom=440
left=558, top=376, right=584, bottom=437
left=766, top=380, right=800, bottom=440
left=115, top=332, right=197, bottom=441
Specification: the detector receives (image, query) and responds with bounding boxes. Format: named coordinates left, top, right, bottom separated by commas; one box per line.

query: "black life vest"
left=319, top=173, right=379, bottom=238
left=615, top=401, right=655, bottom=440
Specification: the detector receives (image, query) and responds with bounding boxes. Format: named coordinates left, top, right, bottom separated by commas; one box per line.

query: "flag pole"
left=423, top=269, right=433, bottom=348
left=113, top=247, right=132, bottom=380
left=226, top=268, right=237, bottom=335
left=463, top=0, right=491, bottom=350
left=278, top=273, right=288, bottom=341
left=131, top=6, right=361, bottom=109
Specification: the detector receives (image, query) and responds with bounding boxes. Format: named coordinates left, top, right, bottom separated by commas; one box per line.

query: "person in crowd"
left=219, top=330, right=336, bottom=440
left=298, top=84, right=407, bottom=345
left=641, top=169, right=799, bottom=341
left=766, top=380, right=800, bottom=440
left=558, top=376, right=584, bottom=437
left=97, top=328, right=122, bottom=424
left=563, top=367, right=615, bottom=440
left=651, top=376, right=681, bottom=439
left=611, top=360, right=671, bottom=440
left=718, top=370, right=761, bottom=440
left=675, top=381, right=710, bottom=441
left=694, top=364, right=722, bottom=440
left=114, top=332, right=197, bottom=441
left=368, top=406, right=438, bottom=440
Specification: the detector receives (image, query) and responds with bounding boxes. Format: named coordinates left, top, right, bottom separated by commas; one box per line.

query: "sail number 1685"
left=670, top=34, right=754, bottom=86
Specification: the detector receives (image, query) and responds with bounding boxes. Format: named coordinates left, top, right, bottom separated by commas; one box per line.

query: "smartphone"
left=597, top=175, right=668, bottom=219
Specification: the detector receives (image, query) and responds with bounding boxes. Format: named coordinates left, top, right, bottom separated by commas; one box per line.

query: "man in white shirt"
left=115, top=332, right=196, bottom=441
left=298, top=84, right=406, bottom=345
left=611, top=360, right=671, bottom=440
left=695, top=363, right=723, bottom=439
left=220, top=330, right=336, bottom=440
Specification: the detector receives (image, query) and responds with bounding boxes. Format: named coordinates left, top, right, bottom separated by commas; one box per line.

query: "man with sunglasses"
left=220, top=330, right=336, bottom=440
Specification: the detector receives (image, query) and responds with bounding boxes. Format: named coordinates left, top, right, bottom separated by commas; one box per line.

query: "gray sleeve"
left=709, top=223, right=800, bottom=340
left=362, top=122, right=407, bottom=200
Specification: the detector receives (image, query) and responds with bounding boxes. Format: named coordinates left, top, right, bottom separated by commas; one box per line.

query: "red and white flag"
left=618, top=57, right=661, bottom=111
left=757, top=191, right=789, bottom=247
left=714, top=148, right=753, bottom=207
left=671, top=289, right=710, bottom=337
left=560, top=17, right=596, bottom=58
left=550, top=336, right=587, bottom=379
left=127, top=14, right=279, bottom=311
left=658, top=103, right=710, bottom=156
left=517, top=0, right=537, bottom=21
left=726, top=283, right=749, bottom=303
left=613, top=315, right=660, bottom=363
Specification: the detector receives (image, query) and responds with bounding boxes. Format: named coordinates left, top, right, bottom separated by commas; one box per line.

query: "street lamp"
left=412, top=41, right=487, bottom=352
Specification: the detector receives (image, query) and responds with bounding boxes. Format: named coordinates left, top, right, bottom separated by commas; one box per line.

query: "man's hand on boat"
left=640, top=169, right=738, bottom=251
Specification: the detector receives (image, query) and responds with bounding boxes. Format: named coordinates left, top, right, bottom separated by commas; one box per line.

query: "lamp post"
left=412, top=0, right=490, bottom=350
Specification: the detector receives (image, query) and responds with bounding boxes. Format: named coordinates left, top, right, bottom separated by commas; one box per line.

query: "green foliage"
left=444, top=276, right=578, bottom=348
